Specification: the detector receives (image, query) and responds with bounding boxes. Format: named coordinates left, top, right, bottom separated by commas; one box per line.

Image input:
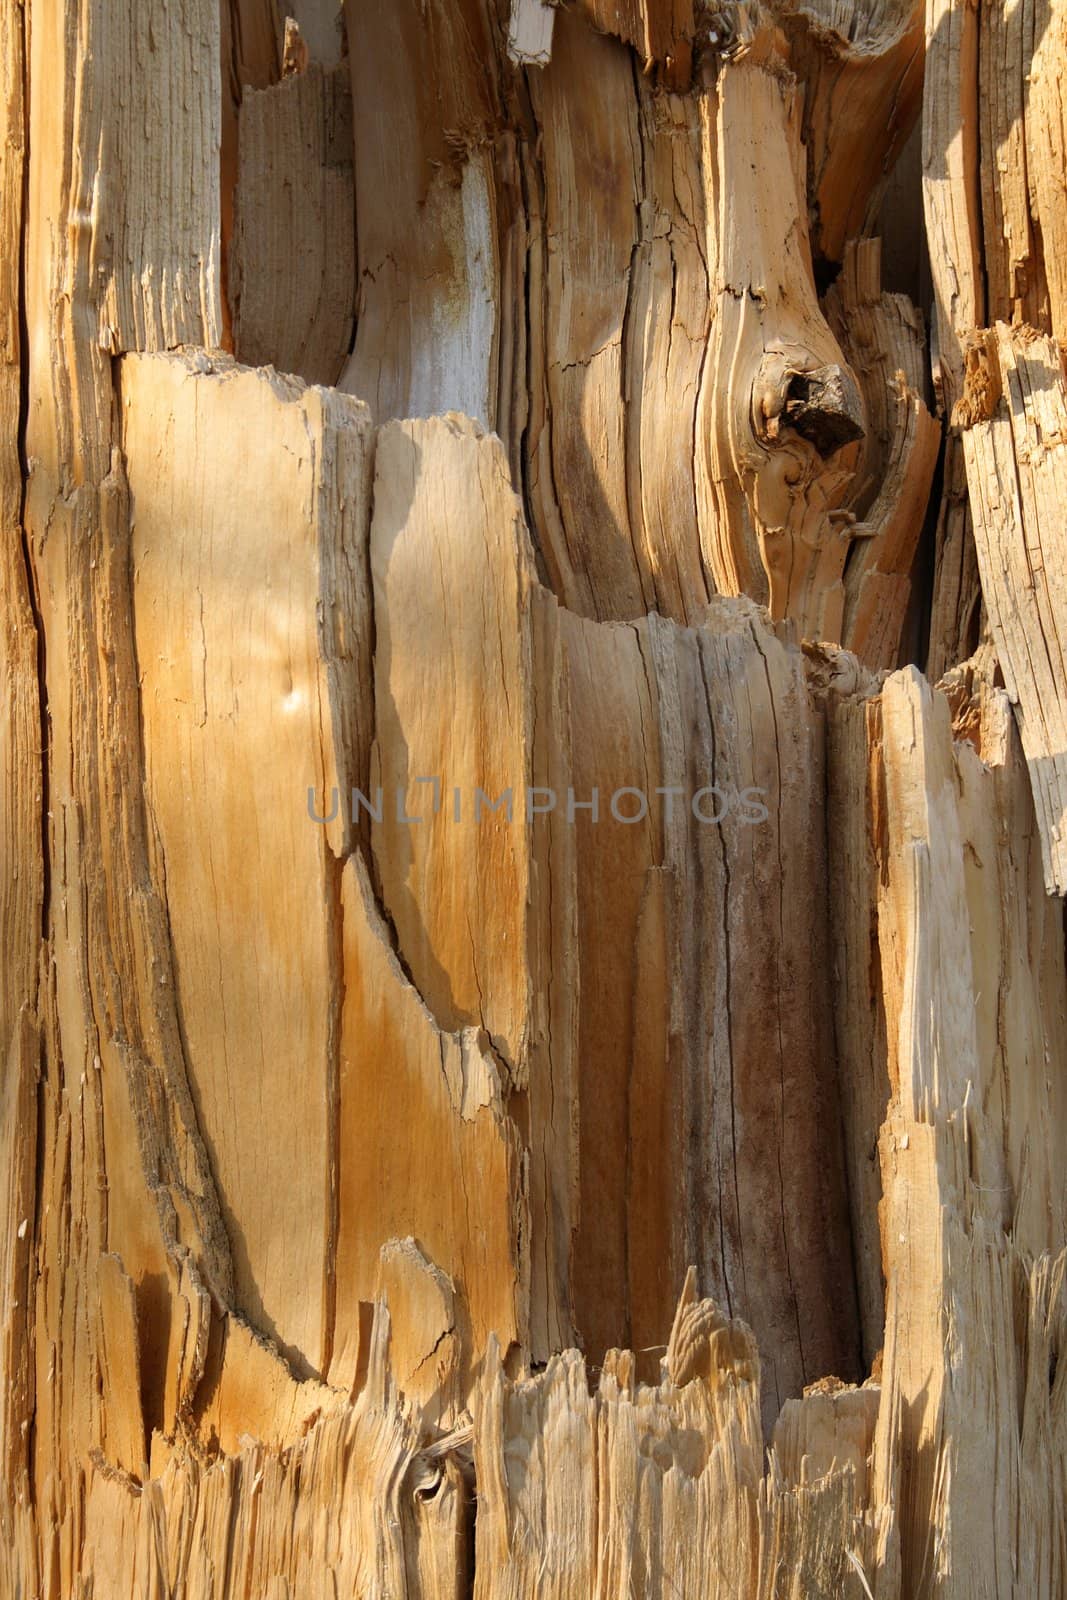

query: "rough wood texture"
left=0, top=1, right=40, bottom=1085
left=124, top=352, right=374, bottom=1372
left=4, top=0, right=1067, bottom=1591
left=368, top=414, right=859, bottom=1414
left=1028, top=0, right=1067, bottom=342
left=922, top=0, right=1066, bottom=402
left=956, top=325, right=1067, bottom=893
left=778, top=0, right=925, bottom=264
left=824, top=238, right=940, bottom=668
left=921, top=0, right=1067, bottom=890
left=231, top=63, right=355, bottom=385
left=870, top=668, right=1067, bottom=1597
left=94, top=0, right=224, bottom=352
left=341, top=0, right=928, bottom=638
left=926, top=434, right=982, bottom=682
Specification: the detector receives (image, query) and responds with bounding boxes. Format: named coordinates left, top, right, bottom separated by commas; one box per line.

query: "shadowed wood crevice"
left=366, top=412, right=861, bottom=1418
left=230, top=61, right=356, bottom=387
left=822, top=237, right=941, bottom=668
left=339, top=0, right=929, bottom=643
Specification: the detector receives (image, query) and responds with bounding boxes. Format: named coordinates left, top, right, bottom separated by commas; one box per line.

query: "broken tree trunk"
left=1, top=0, right=1065, bottom=1595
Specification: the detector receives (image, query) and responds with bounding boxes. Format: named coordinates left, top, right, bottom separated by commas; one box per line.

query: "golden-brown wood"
left=956, top=326, right=1067, bottom=893
left=3, top=0, right=1067, bottom=1592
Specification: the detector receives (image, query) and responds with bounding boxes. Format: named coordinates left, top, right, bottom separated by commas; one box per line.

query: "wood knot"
left=754, top=351, right=866, bottom=458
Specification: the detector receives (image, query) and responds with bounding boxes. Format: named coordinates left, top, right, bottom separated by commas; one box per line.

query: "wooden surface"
left=2, top=0, right=1066, bottom=1593
left=958, top=326, right=1067, bottom=893
left=231, top=63, right=355, bottom=386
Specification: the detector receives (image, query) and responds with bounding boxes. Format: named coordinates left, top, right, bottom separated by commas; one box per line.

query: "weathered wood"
left=926, top=434, right=982, bottom=683
left=824, top=238, right=940, bottom=669
left=1028, top=0, right=1067, bottom=342
left=340, top=0, right=507, bottom=429
left=124, top=352, right=374, bottom=1372
left=20, top=5, right=232, bottom=1592
left=0, top=0, right=40, bottom=1082
left=779, top=0, right=924, bottom=265
left=956, top=325, right=1067, bottom=893
left=923, top=0, right=1066, bottom=402
left=5, top=0, right=1067, bottom=1590
left=367, top=414, right=860, bottom=1413
left=231, top=63, right=355, bottom=386
left=339, top=0, right=929, bottom=640
left=869, top=668, right=1067, bottom=1597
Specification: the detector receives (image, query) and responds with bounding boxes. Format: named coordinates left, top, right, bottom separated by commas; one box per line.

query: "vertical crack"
left=320, top=842, right=346, bottom=1379
left=751, top=624, right=807, bottom=1385
left=697, top=641, right=747, bottom=1316
left=15, top=0, right=48, bottom=954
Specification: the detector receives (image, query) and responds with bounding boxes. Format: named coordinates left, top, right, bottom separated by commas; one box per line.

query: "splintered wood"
left=3, top=0, right=1067, bottom=1594
left=923, top=0, right=1067, bottom=397
left=955, top=327, right=1067, bottom=895
left=920, top=0, right=1067, bottom=888
left=368, top=416, right=858, bottom=1415
left=231, top=64, right=356, bottom=385
left=125, top=354, right=375, bottom=1372
left=341, top=0, right=933, bottom=643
